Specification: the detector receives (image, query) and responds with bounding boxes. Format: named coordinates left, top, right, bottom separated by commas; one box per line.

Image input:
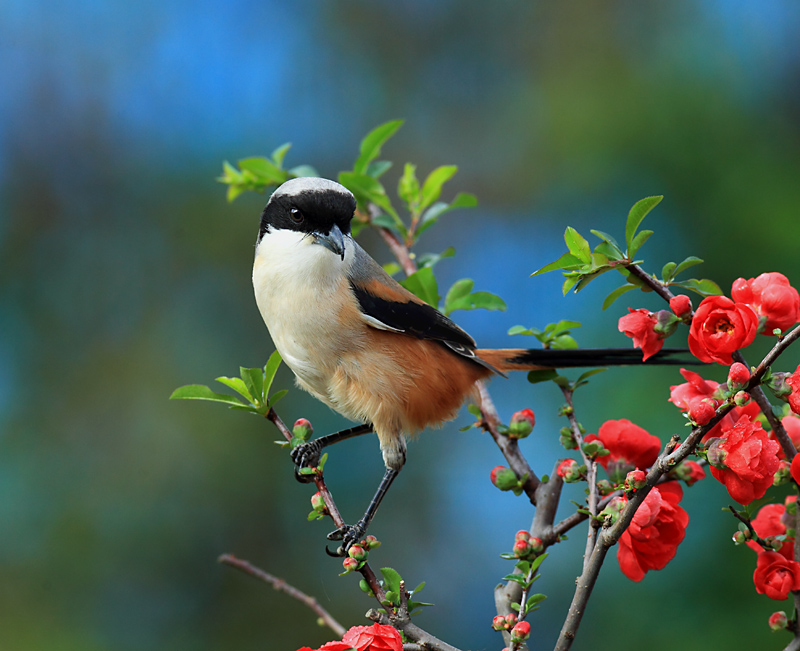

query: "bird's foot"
left=290, top=440, right=323, bottom=483
left=326, top=520, right=368, bottom=556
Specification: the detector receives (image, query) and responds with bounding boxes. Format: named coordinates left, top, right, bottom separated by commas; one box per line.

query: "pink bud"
left=491, top=615, right=506, bottom=631
left=511, top=620, right=531, bottom=642
left=513, top=539, right=532, bottom=559
left=734, top=390, right=750, bottom=407
left=508, top=409, right=535, bottom=438
left=348, top=544, right=368, bottom=562
left=292, top=418, right=313, bottom=440
left=310, top=491, right=326, bottom=512
left=491, top=466, right=519, bottom=491
left=341, top=557, right=359, bottom=573
left=669, top=294, right=692, bottom=317
left=769, top=611, right=789, bottom=631
left=624, top=469, right=647, bottom=492
left=688, top=398, right=716, bottom=425
left=529, top=536, right=544, bottom=554
left=728, top=362, right=751, bottom=389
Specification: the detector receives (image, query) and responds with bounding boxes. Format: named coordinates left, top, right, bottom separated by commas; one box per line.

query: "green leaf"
left=269, top=389, right=288, bottom=407
left=366, top=160, right=393, bottom=179
left=411, top=582, right=426, bottom=594
left=661, top=262, right=677, bottom=283
left=672, top=256, right=704, bottom=279
left=528, top=369, right=560, bottom=384
left=416, top=192, right=478, bottom=238
left=338, top=171, right=401, bottom=225
left=215, top=376, right=253, bottom=401
left=416, top=246, right=456, bottom=270
left=551, top=335, right=578, bottom=349
left=590, top=229, right=624, bottom=254
left=531, top=252, right=583, bottom=277
left=673, top=278, right=724, bottom=297
left=380, top=567, right=403, bottom=595
left=169, top=384, right=248, bottom=407
left=270, top=143, right=292, bottom=168
left=238, top=157, right=287, bottom=185
left=508, top=325, right=536, bottom=336
left=241, top=367, right=264, bottom=403
left=444, top=279, right=474, bottom=306
left=400, top=267, right=440, bottom=307
left=564, top=227, right=592, bottom=263
left=445, top=289, right=506, bottom=316
left=625, top=196, right=662, bottom=253
left=398, top=163, right=420, bottom=207
left=601, top=284, right=637, bottom=310
left=529, top=551, right=548, bottom=573
left=287, top=164, right=319, bottom=178
left=263, top=350, right=283, bottom=401
left=419, top=165, right=458, bottom=212
left=354, top=120, right=404, bottom=175
left=627, top=229, right=653, bottom=259
left=382, top=262, right=401, bottom=277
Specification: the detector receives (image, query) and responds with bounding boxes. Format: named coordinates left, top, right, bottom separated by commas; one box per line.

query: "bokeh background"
left=3, top=1, right=800, bottom=649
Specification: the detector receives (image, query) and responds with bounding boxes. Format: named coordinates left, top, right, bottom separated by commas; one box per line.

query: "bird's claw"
left=326, top=521, right=367, bottom=555
left=291, top=440, right=322, bottom=483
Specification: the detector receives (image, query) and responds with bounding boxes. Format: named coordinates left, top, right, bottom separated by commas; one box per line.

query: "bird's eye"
left=289, top=208, right=304, bottom=223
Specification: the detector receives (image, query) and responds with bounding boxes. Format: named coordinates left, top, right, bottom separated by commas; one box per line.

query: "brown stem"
left=477, top=381, right=541, bottom=501
left=218, top=554, right=347, bottom=637
left=377, top=227, right=417, bottom=277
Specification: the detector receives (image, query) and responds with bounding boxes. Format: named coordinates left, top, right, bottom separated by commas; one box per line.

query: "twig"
left=367, top=609, right=464, bottom=651
left=218, top=554, right=347, bottom=637
left=477, top=381, right=541, bottom=501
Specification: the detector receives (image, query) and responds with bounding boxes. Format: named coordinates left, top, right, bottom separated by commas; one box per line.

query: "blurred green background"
left=3, top=1, right=800, bottom=649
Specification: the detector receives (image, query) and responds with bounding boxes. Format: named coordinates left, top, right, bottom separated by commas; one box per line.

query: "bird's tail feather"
left=475, top=348, right=694, bottom=373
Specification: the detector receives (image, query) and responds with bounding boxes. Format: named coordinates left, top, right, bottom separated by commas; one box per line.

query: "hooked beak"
left=313, top=223, right=345, bottom=260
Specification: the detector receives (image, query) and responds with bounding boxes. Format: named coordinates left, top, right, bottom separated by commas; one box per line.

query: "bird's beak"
left=313, top=223, right=345, bottom=260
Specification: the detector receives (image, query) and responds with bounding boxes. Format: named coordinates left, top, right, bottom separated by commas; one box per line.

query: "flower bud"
left=511, top=620, right=531, bottom=642
left=491, top=466, right=519, bottom=491
left=556, top=458, right=584, bottom=483
left=653, top=309, right=680, bottom=337
left=732, top=529, right=750, bottom=545
left=341, top=557, right=359, bottom=574
left=728, top=363, right=751, bottom=391
left=766, top=372, right=792, bottom=401
left=734, top=390, right=751, bottom=407
left=704, top=437, right=728, bottom=468
left=348, top=544, right=368, bottom=562
left=624, top=469, right=647, bottom=493
left=363, top=535, right=381, bottom=550
left=310, top=491, right=326, bottom=512
left=672, top=460, right=706, bottom=486
left=596, top=479, right=615, bottom=496
left=559, top=426, right=578, bottom=450
left=513, top=539, right=532, bottom=559
left=514, top=530, right=531, bottom=543
left=769, top=611, right=789, bottom=632
left=600, top=496, right=626, bottom=525
left=491, top=615, right=506, bottom=631
left=669, top=295, right=692, bottom=318
left=292, top=418, right=313, bottom=441
left=529, top=536, right=544, bottom=554
left=581, top=440, right=608, bottom=460
left=774, top=459, right=792, bottom=486
left=508, top=409, right=535, bottom=439
left=688, top=398, right=716, bottom=426
left=503, top=613, right=517, bottom=629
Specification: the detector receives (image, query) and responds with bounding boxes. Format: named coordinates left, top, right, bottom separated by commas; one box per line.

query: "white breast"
left=252, top=229, right=358, bottom=406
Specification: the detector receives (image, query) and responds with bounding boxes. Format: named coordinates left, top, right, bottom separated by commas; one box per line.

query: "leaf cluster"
left=532, top=196, right=722, bottom=308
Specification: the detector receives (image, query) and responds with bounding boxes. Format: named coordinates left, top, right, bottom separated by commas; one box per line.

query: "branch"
left=477, top=381, right=541, bottom=501
left=218, top=554, right=347, bottom=638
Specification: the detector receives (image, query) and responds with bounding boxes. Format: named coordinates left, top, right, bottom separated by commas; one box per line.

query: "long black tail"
left=476, top=347, right=695, bottom=372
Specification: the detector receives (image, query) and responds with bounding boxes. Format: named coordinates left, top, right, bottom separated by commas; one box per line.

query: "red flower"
left=792, top=454, right=800, bottom=486
left=617, top=482, right=689, bottom=581
left=753, top=551, right=800, bottom=600
left=746, top=502, right=795, bottom=560
left=709, top=414, right=781, bottom=505
left=732, top=272, right=800, bottom=334
left=669, top=368, right=720, bottom=410
left=785, top=365, right=800, bottom=416
left=618, top=308, right=664, bottom=361
left=585, top=419, right=661, bottom=482
left=669, top=294, right=692, bottom=317
left=341, top=624, right=403, bottom=651
left=687, top=295, right=758, bottom=365
left=297, top=642, right=354, bottom=651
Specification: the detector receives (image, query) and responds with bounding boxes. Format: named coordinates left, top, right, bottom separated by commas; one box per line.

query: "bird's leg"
left=327, top=466, right=400, bottom=554
left=291, top=423, right=373, bottom=483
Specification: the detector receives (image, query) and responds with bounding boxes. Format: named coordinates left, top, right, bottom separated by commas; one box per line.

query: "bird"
left=252, top=177, right=685, bottom=552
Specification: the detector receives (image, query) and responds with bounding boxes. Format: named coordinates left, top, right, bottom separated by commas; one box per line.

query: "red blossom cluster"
left=298, top=623, right=403, bottom=651
left=618, top=272, right=800, bottom=364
